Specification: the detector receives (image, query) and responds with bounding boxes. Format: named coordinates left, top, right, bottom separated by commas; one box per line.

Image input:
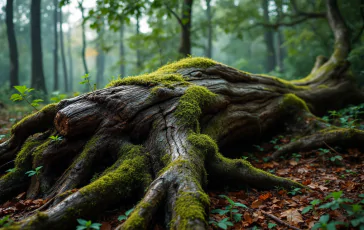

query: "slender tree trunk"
left=59, top=8, right=68, bottom=92
left=79, top=1, right=88, bottom=75
left=262, top=0, right=276, bottom=72
left=205, top=0, right=212, bottom=58
left=67, top=27, right=73, bottom=91
left=136, top=15, right=142, bottom=70
left=53, top=0, right=59, bottom=91
left=275, top=0, right=285, bottom=72
left=6, top=0, right=19, bottom=88
left=179, top=0, right=193, bottom=57
left=30, top=0, right=47, bottom=94
left=96, top=30, right=105, bottom=87
left=119, top=22, right=125, bottom=77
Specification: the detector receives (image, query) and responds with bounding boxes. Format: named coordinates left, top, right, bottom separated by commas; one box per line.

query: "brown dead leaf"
left=16, top=192, right=26, bottom=200
left=289, top=160, right=298, bottom=166
left=258, top=192, right=272, bottom=201
left=100, top=222, right=112, bottom=230
left=280, top=208, right=304, bottom=225
left=276, top=168, right=290, bottom=175
left=244, top=211, right=253, bottom=225
left=251, top=199, right=263, bottom=208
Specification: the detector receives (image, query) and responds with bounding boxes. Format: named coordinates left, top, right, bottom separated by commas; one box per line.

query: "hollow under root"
left=271, top=127, right=364, bottom=159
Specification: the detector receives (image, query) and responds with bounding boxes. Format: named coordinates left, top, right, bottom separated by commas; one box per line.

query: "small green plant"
left=269, top=138, right=279, bottom=144
left=330, top=155, right=343, bottom=163
left=292, top=153, right=301, bottom=162
left=25, top=166, right=43, bottom=177
left=311, top=214, right=345, bottom=230
left=211, top=195, right=248, bottom=226
left=253, top=145, right=264, bottom=152
left=318, top=148, right=330, bottom=155
left=209, top=217, right=234, bottom=230
left=287, top=187, right=301, bottom=196
left=302, top=199, right=321, bottom=215
left=319, top=191, right=353, bottom=210
left=268, top=222, right=277, bottom=229
left=118, top=207, right=135, bottom=221
left=10, top=85, right=43, bottom=111
left=241, top=156, right=249, bottom=160
left=80, top=74, right=97, bottom=92
left=6, top=168, right=16, bottom=173
left=49, top=135, right=63, bottom=142
left=50, top=91, right=68, bottom=103
left=76, top=219, right=102, bottom=230
left=0, top=215, right=13, bottom=227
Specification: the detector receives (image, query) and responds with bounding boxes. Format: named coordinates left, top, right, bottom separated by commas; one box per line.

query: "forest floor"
left=0, top=105, right=363, bottom=230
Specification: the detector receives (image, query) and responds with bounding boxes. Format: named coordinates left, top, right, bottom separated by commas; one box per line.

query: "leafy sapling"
left=10, top=85, right=43, bottom=111
left=80, top=74, right=97, bottom=92
left=211, top=195, right=247, bottom=224
left=25, top=166, right=43, bottom=177
left=312, top=214, right=345, bottom=230
left=118, top=207, right=135, bottom=221
left=6, top=168, right=16, bottom=173
left=49, top=135, right=63, bottom=143
left=76, top=219, right=102, bottom=230
left=302, top=199, right=321, bottom=215
left=287, top=187, right=302, bottom=196
left=209, top=217, right=234, bottom=230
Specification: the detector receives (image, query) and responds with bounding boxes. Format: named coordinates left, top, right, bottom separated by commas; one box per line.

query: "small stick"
left=261, top=210, right=302, bottom=230
left=323, top=141, right=341, bottom=155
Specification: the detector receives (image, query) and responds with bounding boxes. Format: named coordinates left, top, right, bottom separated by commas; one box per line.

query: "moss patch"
left=11, top=103, right=57, bottom=134
left=280, top=93, right=310, bottom=112
left=175, top=86, right=216, bottom=130
left=106, top=57, right=217, bottom=88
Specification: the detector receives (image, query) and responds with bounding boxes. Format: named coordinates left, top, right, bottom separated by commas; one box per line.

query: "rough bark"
left=6, top=0, right=19, bottom=89
left=0, top=0, right=363, bottom=229
left=30, top=0, right=47, bottom=94
left=53, top=0, right=59, bottom=91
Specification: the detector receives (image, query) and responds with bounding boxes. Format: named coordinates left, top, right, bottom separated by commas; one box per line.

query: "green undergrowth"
left=106, top=57, right=217, bottom=88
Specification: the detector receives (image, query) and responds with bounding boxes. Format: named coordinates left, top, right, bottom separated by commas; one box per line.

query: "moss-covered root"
left=271, top=128, right=364, bottom=159
left=47, top=134, right=117, bottom=200
left=19, top=153, right=151, bottom=230
left=0, top=137, right=46, bottom=203
left=190, top=133, right=303, bottom=190
left=117, top=179, right=169, bottom=230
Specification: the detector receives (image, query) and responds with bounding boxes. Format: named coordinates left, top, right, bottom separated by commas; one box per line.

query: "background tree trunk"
left=262, top=0, right=276, bottom=72
left=136, top=15, right=142, bottom=70
left=96, top=29, right=105, bottom=87
left=179, top=0, right=193, bottom=57
left=67, top=27, right=73, bottom=92
left=59, top=7, right=68, bottom=92
left=6, top=0, right=19, bottom=89
left=53, top=0, right=59, bottom=91
left=205, top=0, right=212, bottom=58
left=119, top=22, right=125, bottom=77
left=79, top=0, right=88, bottom=75
left=30, top=0, right=47, bottom=94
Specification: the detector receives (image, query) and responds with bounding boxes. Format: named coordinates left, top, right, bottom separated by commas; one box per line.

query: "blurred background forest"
left=0, top=0, right=363, bottom=104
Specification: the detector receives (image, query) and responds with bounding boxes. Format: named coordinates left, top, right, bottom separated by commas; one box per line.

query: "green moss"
left=80, top=144, right=151, bottom=196
left=161, top=153, right=171, bottom=166
left=106, top=57, right=217, bottom=88
left=32, top=139, right=51, bottom=164
left=11, top=103, right=57, bottom=134
left=158, top=159, right=190, bottom=176
left=280, top=93, right=310, bottom=112
left=173, top=191, right=209, bottom=229
left=187, top=133, right=218, bottom=156
left=317, top=84, right=329, bottom=89
left=175, top=85, right=216, bottom=130
left=14, top=140, right=41, bottom=170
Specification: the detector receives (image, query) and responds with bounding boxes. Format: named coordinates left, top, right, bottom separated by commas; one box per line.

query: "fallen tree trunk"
left=1, top=0, right=364, bottom=229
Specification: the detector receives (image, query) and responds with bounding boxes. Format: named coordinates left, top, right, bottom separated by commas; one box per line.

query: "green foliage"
left=292, top=153, right=301, bottom=162
left=118, top=207, right=135, bottom=221
left=49, top=135, right=63, bottom=143
left=0, top=215, right=13, bottom=227
left=76, top=219, right=102, bottom=230
left=287, top=187, right=301, bottom=196
left=25, top=166, right=43, bottom=177
left=319, top=191, right=353, bottom=210
left=10, top=85, right=43, bottom=111
left=311, top=214, right=345, bottom=230
left=6, top=168, right=16, bottom=173
left=210, top=195, right=247, bottom=229
left=253, top=145, right=264, bottom=152
left=302, top=199, right=321, bottom=214
left=80, top=74, right=97, bottom=92
left=50, top=91, right=68, bottom=103
left=323, top=104, right=364, bottom=130
left=268, top=222, right=277, bottom=229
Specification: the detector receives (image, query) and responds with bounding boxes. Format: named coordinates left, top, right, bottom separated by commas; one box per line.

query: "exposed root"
left=271, top=128, right=364, bottom=159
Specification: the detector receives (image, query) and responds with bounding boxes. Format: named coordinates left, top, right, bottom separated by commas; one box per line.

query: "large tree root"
left=271, top=127, right=364, bottom=159
left=1, top=50, right=364, bottom=229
